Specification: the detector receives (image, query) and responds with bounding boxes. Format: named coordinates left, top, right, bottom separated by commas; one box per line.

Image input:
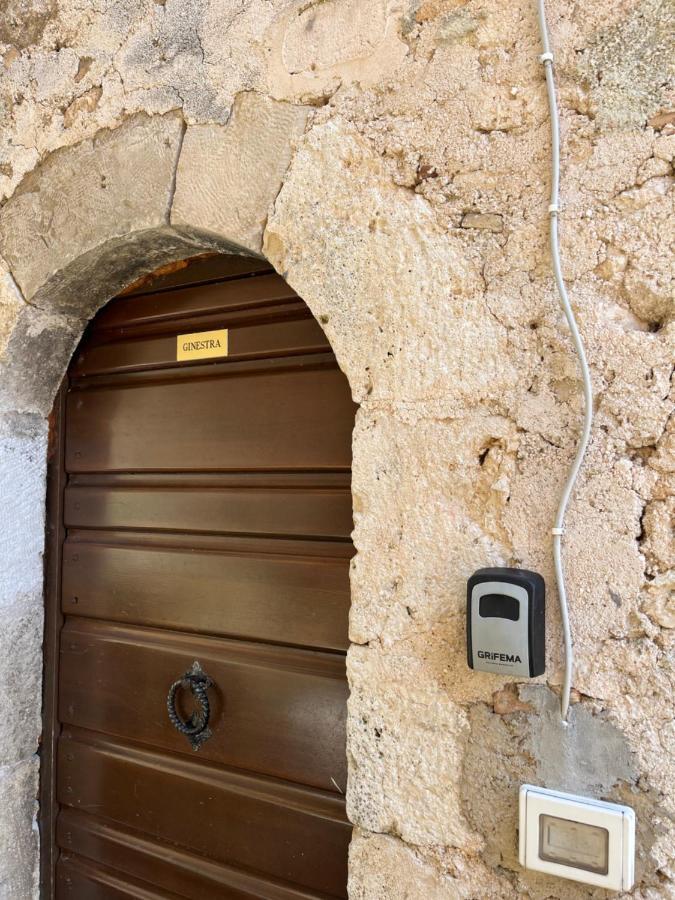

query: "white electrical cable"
left=536, top=0, right=594, bottom=722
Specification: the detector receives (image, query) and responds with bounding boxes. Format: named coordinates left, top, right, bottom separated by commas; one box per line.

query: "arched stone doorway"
left=0, top=96, right=520, bottom=896
left=0, top=102, right=365, bottom=896
left=41, top=251, right=356, bottom=896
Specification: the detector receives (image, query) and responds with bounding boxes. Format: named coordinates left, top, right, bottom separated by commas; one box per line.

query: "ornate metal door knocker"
left=166, top=661, right=214, bottom=751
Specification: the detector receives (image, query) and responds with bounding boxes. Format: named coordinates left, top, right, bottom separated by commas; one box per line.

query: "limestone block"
left=172, top=93, right=309, bottom=254
left=0, top=0, right=55, bottom=49
left=597, top=175, right=675, bottom=328
left=265, top=119, right=519, bottom=407
left=0, top=112, right=185, bottom=303
left=654, top=133, right=675, bottom=162
left=577, top=0, right=674, bottom=128
left=348, top=830, right=511, bottom=899
left=0, top=757, right=39, bottom=899
left=590, top=317, right=674, bottom=450
left=265, top=0, right=408, bottom=103
left=642, top=574, right=675, bottom=629
left=0, top=302, right=82, bottom=416
left=0, top=415, right=48, bottom=605
left=502, top=435, right=652, bottom=691
left=0, top=259, right=24, bottom=361
left=460, top=212, right=503, bottom=232
left=350, top=831, right=451, bottom=899
left=641, top=497, right=675, bottom=574
left=0, top=595, right=43, bottom=765
left=350, top=406, right=518, bottom=648
left=347, top=643, right=475, bottom=848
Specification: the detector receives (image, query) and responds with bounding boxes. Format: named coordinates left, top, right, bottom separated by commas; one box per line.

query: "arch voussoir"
left=171, top=91, right=310, bottom=256
left=0, top=112, right=185, bottom=309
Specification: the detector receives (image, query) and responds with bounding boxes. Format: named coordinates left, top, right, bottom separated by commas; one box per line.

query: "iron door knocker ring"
left=166, top=661, right=214, bottom=751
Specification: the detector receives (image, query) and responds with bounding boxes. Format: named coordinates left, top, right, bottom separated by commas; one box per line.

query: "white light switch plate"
left=519, top=784, right=635, bottom=891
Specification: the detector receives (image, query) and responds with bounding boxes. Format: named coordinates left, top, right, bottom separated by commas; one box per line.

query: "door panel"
left=57, top=855, right=188, bottom=900
left=58, top=733, right=350, bottom=895
left=64, top=473, right=352, bottom=539
left=65, top=360, right=353, bottom=473
left=44, top=257, right=355, bottom=899
left=58, top=812, right=326, bottom=899
left=61, top=536, right=351, bottom=651
left=59, top=619, right=349, bottom=791
left=71, top=305, right=329, bottom=377
left=92, top=271, right=294, bottom=330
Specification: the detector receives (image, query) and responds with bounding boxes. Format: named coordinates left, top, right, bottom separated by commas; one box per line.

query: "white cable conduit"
left=536, top=0, right=594, bottom=721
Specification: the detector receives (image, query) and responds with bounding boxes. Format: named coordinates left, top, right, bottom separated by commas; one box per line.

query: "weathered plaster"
left=0, top=262, right=23, bottom=361
left=0, top=412, right=44, bottom=898
left=265, top=0, right=409, bottom=103
left=0, top=413, right=48, bottom=604
left=0, top=758, right=39, bottom=899
left=0, top=0, right=673, bottom=897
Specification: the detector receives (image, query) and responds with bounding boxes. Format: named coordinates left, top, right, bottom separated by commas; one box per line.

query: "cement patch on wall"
left=0, top=0, right=673, bottom=896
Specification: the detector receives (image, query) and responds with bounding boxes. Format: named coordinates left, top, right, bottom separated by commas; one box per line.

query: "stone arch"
left=0, top=97, right=314, bottom=411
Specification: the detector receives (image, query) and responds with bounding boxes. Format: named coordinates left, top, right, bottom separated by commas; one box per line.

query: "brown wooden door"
left=43, top=257, right=356, bottom=899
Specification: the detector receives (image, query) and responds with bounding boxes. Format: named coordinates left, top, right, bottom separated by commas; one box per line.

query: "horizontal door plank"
left=119, top=256, right=271, bottom=297
left=95, top=273, right=296, bottom=330
left=72, top=312, right=329, bottom=378
left=58, top=733, right=350, bottom=896
left=66, top=362, right=355, bottom=473
left=61, top=538, right=350, bottom=651
left=58, top=810, right=335, bottom=900
left=64, top=482, right=352, bottom=540
left=57, top=854, right=189, bottom=899
left=59, top=619, right=348, bottom=792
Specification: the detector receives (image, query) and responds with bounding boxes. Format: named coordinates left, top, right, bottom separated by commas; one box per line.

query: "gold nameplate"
left=177, top=329, right=229, bottom=362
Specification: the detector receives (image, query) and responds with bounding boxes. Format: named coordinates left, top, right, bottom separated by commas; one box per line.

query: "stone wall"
left=0, top=0, right=673, bottom=897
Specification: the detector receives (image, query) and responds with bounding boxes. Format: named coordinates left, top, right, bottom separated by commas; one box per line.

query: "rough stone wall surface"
left=0, top=1, right=673, bottom=898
